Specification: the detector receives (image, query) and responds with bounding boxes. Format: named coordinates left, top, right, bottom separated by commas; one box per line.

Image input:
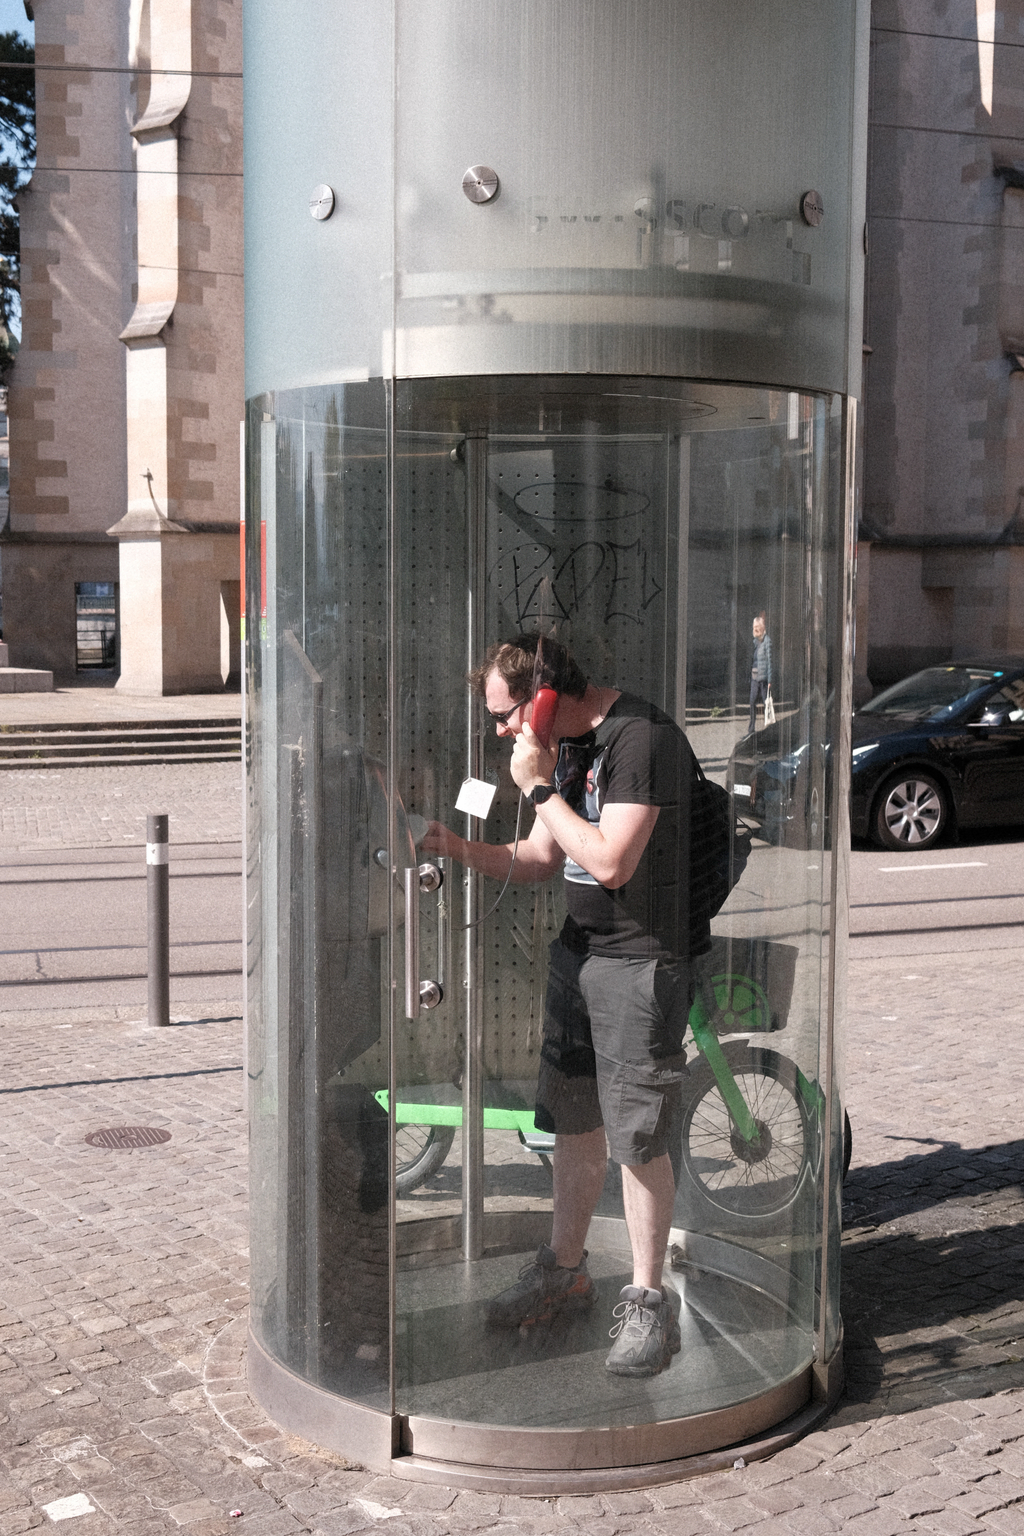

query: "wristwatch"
left=528, top=782, right=557, bottom=806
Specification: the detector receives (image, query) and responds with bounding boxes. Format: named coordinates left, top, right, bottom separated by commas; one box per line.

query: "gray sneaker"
left=486, top=1244, right=598, bottom=1329
left=605, top=1284, right=682, bottom=1376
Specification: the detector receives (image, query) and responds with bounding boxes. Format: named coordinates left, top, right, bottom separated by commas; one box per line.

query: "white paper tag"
left=455, top=777, right=498, bottom=819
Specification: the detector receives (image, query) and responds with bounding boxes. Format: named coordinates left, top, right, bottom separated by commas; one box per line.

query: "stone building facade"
left=3, top=1, right=1023, bottom=695
left=1, top=0, right=242, bottom=692
left=860, top=0, right=1024, bottom=686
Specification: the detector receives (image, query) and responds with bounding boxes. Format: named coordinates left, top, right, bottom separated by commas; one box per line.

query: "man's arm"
left=421, top=814, right=564, bottom=883
left=532, top=796, right=658, bottom=888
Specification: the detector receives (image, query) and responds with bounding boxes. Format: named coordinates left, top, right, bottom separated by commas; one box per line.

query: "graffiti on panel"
left=489, top=478, right=664, bottom=627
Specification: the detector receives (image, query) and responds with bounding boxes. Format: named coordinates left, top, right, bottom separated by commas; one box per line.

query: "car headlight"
left=851, top=742, right=879, bottom=761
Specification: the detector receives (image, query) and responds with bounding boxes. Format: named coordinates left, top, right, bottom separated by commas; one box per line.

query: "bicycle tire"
left=394, top=1123, right=456, bottom=1195
left=679, top=1042, right=813, bottom=1219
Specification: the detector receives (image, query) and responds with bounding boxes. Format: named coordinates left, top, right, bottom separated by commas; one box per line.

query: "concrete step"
left=0, top=750, right=242, bottom=770
left=0, top=717, right=241, bottom=767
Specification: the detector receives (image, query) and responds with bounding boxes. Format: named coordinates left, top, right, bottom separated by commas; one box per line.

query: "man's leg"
left=620, top=1152, right=676, bottom=1292
left=550, top=1126, right=608, bottom=1269
left=749, top=675, right=760, bottom=732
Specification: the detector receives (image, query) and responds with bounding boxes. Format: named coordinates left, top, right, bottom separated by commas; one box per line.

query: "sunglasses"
left=488, top=698, right=527, bottom=727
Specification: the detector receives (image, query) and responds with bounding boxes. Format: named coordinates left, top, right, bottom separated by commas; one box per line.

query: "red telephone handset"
left=530, top=686, right=559, bottom=750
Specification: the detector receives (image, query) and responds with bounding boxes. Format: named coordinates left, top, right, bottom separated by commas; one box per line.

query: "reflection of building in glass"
left=2, top=0, right=242, bottom=692
left=860, top=3, right=1024, bottom=688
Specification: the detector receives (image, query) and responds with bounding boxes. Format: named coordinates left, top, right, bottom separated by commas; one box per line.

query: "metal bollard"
left=146, top=813, right=170, bottom=1027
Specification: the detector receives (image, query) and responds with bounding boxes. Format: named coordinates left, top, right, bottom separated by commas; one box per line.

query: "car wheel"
left=394, top=1123, right=456, bottom=1194
left=873, top=771, right=947, bottom=851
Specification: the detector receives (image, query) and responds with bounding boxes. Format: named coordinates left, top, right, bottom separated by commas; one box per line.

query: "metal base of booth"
left=247, top=1215, right=843, bottom=1493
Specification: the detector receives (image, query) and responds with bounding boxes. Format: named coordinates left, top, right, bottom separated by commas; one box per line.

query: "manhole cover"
left=84, top=1126, right=172, bottom=1150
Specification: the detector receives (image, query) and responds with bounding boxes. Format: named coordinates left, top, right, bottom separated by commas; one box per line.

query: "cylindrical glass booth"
left=244, top=1, right=867, bottom=1492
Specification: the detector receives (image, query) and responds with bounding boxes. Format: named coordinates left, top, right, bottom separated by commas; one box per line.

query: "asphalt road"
left=0, top=840, right=245, bottom=1011
left=2, top=817, right=1022, bottom=1011
left=849, top=827, right=1024, bottom=959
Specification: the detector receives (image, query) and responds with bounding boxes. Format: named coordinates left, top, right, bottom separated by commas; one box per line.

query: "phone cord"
left=463, top=790, right=526, bottom=929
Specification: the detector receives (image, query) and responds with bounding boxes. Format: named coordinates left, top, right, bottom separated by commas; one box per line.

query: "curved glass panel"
left=247, top=376, right=848, bottom=1447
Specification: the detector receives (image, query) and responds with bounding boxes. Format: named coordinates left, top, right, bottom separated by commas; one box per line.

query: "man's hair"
left=468, top=632, right=589, bottom=702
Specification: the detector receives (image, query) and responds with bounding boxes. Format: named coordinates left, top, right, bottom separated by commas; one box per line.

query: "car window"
left=974, top=683, right=1024, bottom=724
left=859, top=666, right=999, bottom=722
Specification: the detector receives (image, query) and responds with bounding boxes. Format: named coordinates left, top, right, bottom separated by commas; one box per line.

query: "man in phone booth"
left=424, top=632, right=710, bottom=1378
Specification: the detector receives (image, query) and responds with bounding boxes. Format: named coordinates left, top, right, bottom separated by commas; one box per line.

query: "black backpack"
left=689, top=759, right=752, bottom=932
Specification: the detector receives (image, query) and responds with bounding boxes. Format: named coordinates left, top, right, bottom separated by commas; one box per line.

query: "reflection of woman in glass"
left=749, top=611, right=772, bottom=732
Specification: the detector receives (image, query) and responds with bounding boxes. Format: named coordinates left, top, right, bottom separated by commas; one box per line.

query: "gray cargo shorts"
left=534, top=938, right=693, bottom=1166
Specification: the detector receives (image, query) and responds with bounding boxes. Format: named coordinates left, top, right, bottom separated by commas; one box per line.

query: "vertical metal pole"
left=814, top=395, right=857, bottom=1399
left=462, top=432, right=487, bottom=1263
left=146, top=813, right=170, bottom=1027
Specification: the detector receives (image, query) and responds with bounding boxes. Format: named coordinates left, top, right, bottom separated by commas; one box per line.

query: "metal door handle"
left=404, top=863, right=444, bottom=1019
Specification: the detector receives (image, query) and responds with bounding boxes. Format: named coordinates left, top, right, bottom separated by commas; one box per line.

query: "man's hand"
left=510, top=721, right=559, bottom=794
left=420, top=820, right=465, bottom=860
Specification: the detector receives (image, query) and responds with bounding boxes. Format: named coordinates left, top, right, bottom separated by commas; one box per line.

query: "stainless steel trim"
left=389, top=1374, right=836, bottom=1493
left=816, top=394, right=857, bottom=1369
left=246, top=1326, right=399, bottom=1470
left=403, top=865, right=419, bottom=1021
left=462, top=432, right=488, bottom=1263
left=402, top=1368, right=811, bottom=1473
left=246, top=1325, right=839, bottom=1493
left=435, top=855, right=449, bottom=991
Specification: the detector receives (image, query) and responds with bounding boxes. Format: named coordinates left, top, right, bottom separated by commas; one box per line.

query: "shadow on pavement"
left=838, top=1137, right=1024, bottom=1416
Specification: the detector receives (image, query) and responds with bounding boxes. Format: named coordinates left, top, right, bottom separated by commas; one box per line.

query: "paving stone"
left=696, top=1498, right=767, bottom=1531
left=166, top=1502, right=224, bottom=1527
left=777, top=1506, right=844, bottom=1535
left=828, top=1493, right=881, bottom=1522
left=948, top=1474, right=1024, bottom=1516
left=556, top=1496, right=605, bottom=1520
left=395, top=1487, right=456, bottom=1512
left=841, top=1507, right=916, bottom=1536
left=651, top=1482, right=703, bottom=1510
left=309, top=1514, right=374, bottom=1536
left=779, top=1472, right=854, bottom=1504
left=232, top=1515, right=306, bottom=1536
left=747, top=1484, right=807, bottom=1517
left=915, top=1510, right=987, bottom=1536
left=644, top=1512, right=712, bottom=1536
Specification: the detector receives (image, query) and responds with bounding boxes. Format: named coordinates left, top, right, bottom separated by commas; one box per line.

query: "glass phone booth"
left=243, top=0, right=867, bottom=1493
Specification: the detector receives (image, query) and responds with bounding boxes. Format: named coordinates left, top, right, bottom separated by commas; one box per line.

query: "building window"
left=75, top=582, right=118, bottom=671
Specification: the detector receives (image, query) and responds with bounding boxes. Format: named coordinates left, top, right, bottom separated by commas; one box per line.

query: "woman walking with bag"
left=749, top=612, right=773, bottom=732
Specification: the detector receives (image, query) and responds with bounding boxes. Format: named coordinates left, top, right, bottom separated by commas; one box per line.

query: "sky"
left=0, top=0, right=31, bottom=43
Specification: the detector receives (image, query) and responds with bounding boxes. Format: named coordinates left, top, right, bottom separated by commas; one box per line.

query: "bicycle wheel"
left=394, top=1123, right=456, bottom=1195
left=679, top=1042, right=813, bottom=1219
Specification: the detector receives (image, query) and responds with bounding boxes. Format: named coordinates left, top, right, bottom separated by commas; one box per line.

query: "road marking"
left=878, top=862, right=988, bottom=872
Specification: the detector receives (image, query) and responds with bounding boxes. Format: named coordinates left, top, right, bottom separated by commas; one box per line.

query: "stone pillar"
left=109, top=0, right=192, bottom=695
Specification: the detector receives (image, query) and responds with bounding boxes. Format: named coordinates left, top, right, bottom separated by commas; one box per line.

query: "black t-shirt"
left=553, top=693, right=709, bottom=961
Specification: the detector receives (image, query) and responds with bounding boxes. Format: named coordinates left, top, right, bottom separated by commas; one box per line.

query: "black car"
left=726, top=659, right=1024, bottom=851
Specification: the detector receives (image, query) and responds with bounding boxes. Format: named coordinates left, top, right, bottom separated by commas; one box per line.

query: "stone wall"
left=862, top=1, right=1024, bottom=685
left=3, top=0, right=243, bottom=692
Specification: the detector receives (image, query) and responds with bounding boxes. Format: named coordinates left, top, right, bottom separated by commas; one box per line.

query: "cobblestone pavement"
left=0, top=764, right=243, bottom=852
left=2, top=944, right=1023, bottom=1536
left=2, top=760, right=1024, bottom=1533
